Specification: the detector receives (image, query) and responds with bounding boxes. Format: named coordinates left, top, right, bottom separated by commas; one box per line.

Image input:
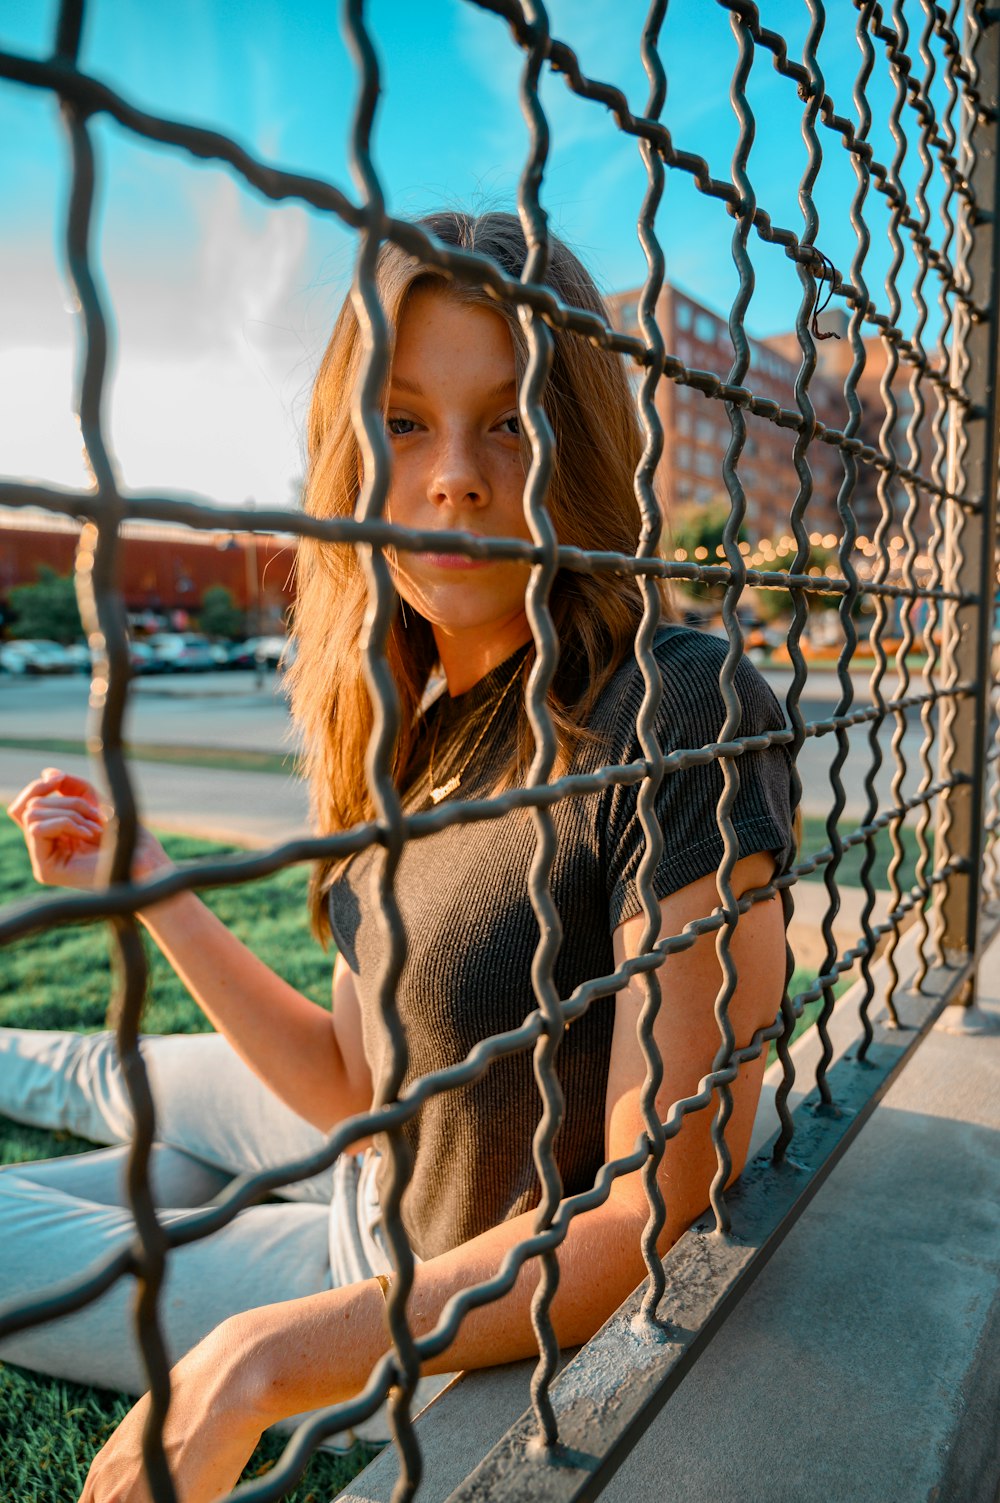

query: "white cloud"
left=0, top=347, right=92, bottom=490
left=112, top=349, right=306, bottom=506
left=194, top=174, right=313, bottom=357
left=0, top=162, right=340, bottom=507
left=0, top=342, right=308, bottom=506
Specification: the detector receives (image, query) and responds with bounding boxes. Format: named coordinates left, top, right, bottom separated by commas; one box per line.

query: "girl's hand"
left=6, top=767, right=172, bottom=891
left=79, top=1322, right=265, bottom=1503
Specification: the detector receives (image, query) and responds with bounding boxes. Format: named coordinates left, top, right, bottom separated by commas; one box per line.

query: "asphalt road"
left=0, top=663, right=942, bottom=821
left=0, top=668, right=296, bottom=754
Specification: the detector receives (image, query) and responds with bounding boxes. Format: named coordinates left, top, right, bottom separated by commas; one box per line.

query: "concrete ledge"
left=604, top=961, right=1000, bottom=1503
left=340, top=920, right=1000, bottom=1502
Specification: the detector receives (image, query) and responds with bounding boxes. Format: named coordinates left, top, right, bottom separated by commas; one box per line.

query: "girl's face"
left=383, top=286, right=533, bottom=660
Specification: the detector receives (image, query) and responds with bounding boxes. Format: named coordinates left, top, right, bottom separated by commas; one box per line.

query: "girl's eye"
left=498, top=413, right=521, bottom=437
left=386, top=416, right=417, bottom=437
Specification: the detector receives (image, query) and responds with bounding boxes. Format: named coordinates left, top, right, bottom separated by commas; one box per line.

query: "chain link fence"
left=1, top=1, right=1000, bottom=1499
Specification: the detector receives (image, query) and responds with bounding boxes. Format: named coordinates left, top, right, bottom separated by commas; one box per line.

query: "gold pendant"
left=430, top=775, right=460, bottom=804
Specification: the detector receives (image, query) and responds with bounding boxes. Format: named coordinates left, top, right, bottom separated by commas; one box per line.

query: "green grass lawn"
left=0, top=824, right=331, bottom=1036
left=0, top=819, right=374, bottom=1502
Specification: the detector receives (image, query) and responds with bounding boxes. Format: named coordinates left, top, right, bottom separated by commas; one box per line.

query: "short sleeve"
left=600, top=627, right=794, bottom=931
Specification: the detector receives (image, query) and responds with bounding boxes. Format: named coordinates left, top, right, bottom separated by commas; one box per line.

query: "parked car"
left=226, top=639, right=260, bottom=671
left=0, top=639, right=75, bottom=675
left=64, top=641, right=94, bottom=674
left=227, top=636, right=294, bottom=671
left=145, top=632, right=217, bottom=672
left=261, top=635, right=296, bottom=670
left=128, top=641, right=162, bottom=675
left=62, top=639, right=169, bottom=676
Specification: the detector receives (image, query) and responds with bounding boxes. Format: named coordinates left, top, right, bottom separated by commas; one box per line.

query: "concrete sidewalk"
left=0, top=671, right=295, bottom=754
left=0, top=746, right=309, bottom=849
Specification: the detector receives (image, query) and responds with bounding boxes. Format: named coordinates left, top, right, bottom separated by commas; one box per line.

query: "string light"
left=666, top=532, right=908, bottom=586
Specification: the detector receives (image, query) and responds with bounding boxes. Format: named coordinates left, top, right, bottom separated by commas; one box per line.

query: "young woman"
left=3, top=211, right=793, bottom=1502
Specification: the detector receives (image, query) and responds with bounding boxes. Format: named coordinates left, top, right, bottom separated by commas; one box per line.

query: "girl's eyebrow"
left=389, top=374, right=517, bottom=400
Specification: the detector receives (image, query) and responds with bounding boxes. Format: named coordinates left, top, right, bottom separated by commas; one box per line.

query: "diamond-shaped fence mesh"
left=1, top=2, right=999, bottom=1500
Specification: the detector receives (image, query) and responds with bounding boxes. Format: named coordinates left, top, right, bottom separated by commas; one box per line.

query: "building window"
left=695, top=418, right=715, bottom=444
left=618, top=298, right=638, bottom=330
left=676, top=411, right=692, bottom=435
left=695, top=483, right=715, bottom=502
left=675, top=300, right=692, bottom=331
left=677, top=444, right=692, bottom=469
left=695, top=449, right=716, bottom=477
left=695, top=311, right=717, bottom=343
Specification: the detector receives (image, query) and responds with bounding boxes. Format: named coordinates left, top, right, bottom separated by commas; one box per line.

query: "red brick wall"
left=0, top=523, right=297, bottom=616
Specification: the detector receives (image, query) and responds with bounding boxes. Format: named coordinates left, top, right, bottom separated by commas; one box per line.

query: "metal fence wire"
left=2, top=0, right=1000, bottom=1499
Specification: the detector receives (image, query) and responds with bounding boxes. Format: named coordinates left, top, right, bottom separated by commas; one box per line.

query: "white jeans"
left=0, top=1027, right=447, bottom=1440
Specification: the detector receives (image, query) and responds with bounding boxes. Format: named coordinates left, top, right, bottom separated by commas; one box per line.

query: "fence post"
left=935, top=5, right=1000, bottom=1022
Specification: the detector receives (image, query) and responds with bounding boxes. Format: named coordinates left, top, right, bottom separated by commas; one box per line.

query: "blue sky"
left=0, top=1, right=959, bottom=506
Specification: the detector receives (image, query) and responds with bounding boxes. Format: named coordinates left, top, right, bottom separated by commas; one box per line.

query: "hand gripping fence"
left=1, top=1, right=1000, bottom=1499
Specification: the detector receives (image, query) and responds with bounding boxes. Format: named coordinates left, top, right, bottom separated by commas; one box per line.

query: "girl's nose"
left=427, top=436, right=489, bottom=511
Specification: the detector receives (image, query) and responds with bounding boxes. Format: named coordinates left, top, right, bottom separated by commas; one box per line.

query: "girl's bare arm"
left=7, top=769, right=373, bottom=1133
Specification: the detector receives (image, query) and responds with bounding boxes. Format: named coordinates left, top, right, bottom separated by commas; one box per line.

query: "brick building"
left=0, top=510, right=296, bottom=631
left=764, top=309, right=920, bottom=544
left=605, top=284, right=846, bottom=544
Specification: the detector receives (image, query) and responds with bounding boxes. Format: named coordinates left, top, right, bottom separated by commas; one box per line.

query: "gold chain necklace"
left=427, top=660, right=523, bottom=804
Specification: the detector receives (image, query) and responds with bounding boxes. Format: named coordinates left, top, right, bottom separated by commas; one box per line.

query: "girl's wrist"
left=127, top=842, right=189, bottom=923
left=190, top=1314, right=279, bottom=1431
left=133, top=830, right=175, bottom=882
left=229, top=1284, right=388, bottom=1431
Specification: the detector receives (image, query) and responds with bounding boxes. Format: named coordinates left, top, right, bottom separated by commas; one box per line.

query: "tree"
left=198, top=585, right=244, bottom=640
left=751, top=542, right=839, bottom=622
left=667, top=504, right=841, bottom=621
left=8, top=566, right=83, bottom=643
left=668, top=500, right=747, bottom=605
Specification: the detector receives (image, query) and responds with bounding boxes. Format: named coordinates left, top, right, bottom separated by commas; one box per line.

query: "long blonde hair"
left=287, top=210, right=672, bottom=941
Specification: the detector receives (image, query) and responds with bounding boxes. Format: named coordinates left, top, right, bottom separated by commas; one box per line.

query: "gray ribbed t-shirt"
left=328, top=625, right=793, bottom=1260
